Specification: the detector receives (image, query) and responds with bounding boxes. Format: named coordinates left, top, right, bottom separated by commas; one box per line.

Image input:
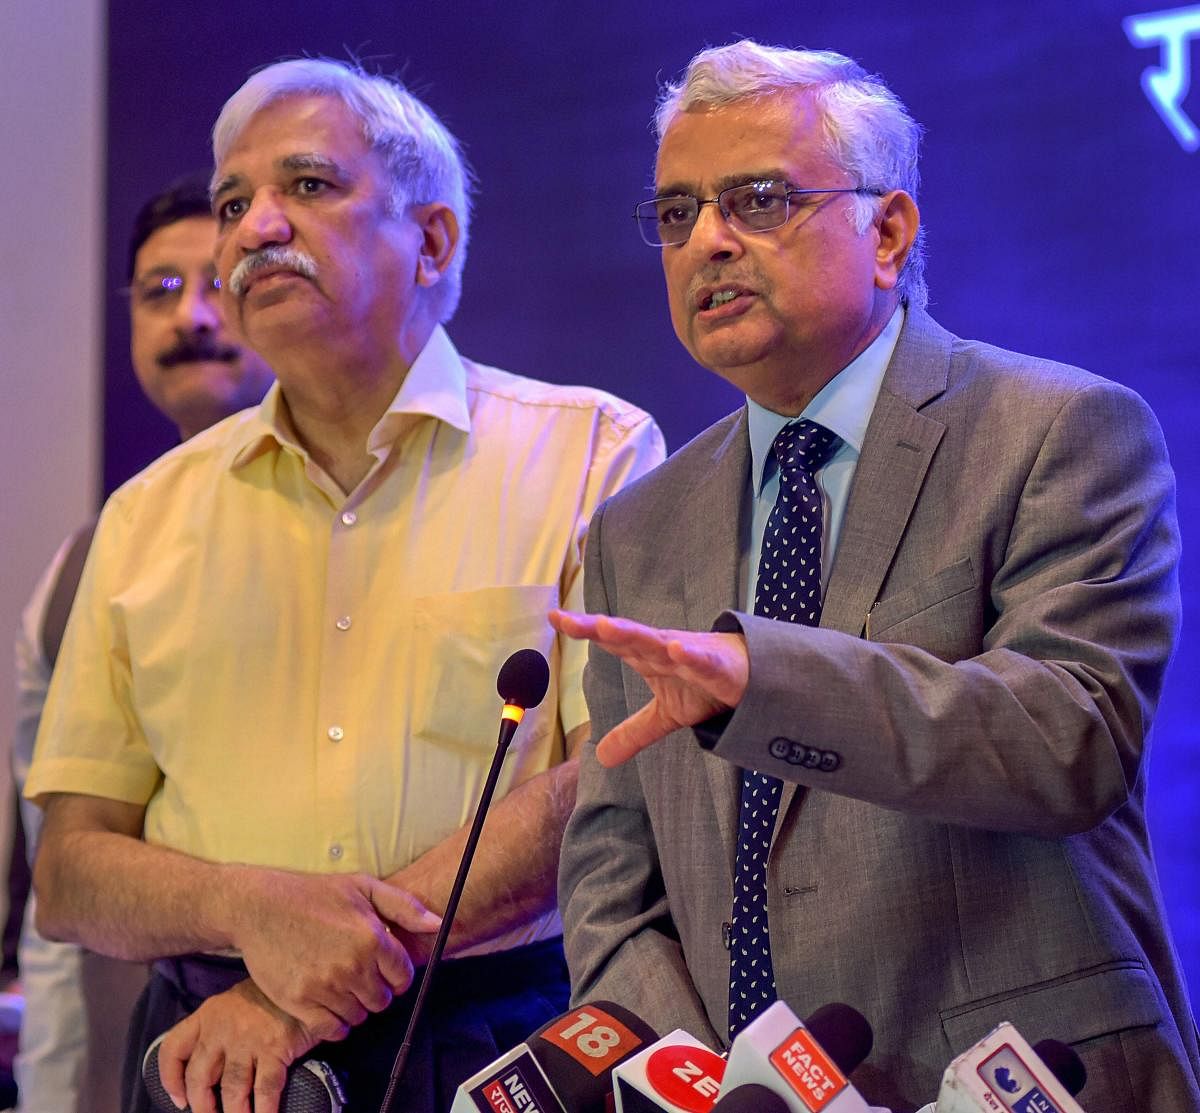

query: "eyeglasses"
left=126, top=270, right=222, bottom=312
left=633, top=180, right=885, bottom=246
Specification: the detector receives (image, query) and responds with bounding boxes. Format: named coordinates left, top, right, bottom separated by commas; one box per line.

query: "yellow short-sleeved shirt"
left=27, top=326, right=665, bottom=951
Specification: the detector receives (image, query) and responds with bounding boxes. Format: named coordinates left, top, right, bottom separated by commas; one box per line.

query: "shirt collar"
left=747, top=305, right=904, bottom=495
left=228, top=325, right=472, bottom=470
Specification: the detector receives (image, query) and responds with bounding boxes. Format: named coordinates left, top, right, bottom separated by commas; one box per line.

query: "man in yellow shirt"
left=26, top=59, right=664, bottom=1113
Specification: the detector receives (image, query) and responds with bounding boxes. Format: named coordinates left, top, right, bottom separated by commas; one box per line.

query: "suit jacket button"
left=768, top=737, right=792, bottom=760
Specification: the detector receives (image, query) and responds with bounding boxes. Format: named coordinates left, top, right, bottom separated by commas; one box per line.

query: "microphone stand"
left=378, top=715, right=521, bottom=1113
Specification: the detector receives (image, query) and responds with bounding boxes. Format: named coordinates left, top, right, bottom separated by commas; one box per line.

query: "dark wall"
left=105, top=0, right=1198, bottom=1003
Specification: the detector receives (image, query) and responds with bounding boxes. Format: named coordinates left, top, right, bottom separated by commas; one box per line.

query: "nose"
left=686, top=199, right=743, bottom=261
left=235, top=187, right=293, bottom=252
left=175, top=277, right=221, bottom=333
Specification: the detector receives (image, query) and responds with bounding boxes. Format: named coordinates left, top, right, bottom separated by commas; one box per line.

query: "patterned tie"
left=728, top=419, right=838, bottom=1038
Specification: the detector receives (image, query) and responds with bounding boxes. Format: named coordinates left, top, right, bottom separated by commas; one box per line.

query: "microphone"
left=711, top=1085, right=791, bottom=1112
left=717, top=1001, right=875, bottom=1112
left=496, top=647, right=551, bottom=747
left=1029, top=1040, right=1087, bottom=1101
left=913, top=1023, right=1088, bottom=1113
left=451, top=1000, right=658, bottom=1112
left=380, top=649, right=551, bottom=1113
left=142, top=1033, right=345, bottom=1112
left=611, top=1027, right=729, bottom=1112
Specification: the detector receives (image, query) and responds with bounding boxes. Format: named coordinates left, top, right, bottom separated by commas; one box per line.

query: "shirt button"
left=341, top=510, right=357, bottom=526
left=335, top=615, right=352, bottom=631
left=328, top=725, right=344, bottom=742
left=329, top=844, right=343, bottom=860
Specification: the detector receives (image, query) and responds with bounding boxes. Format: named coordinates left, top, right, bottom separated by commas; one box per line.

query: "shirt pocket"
left=410, top=584, right=559, bottom=757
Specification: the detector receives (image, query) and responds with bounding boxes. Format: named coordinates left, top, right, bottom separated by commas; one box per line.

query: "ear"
left=873, top=190, right=919, bottom=293
left=412, top=202, right=460, bottom=289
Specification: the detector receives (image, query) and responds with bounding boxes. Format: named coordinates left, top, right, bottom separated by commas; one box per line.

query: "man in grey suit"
left=551, top=40, right=1200, bottom=1113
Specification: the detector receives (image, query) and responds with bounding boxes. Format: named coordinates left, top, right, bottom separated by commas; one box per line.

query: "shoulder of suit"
left=906, top=311, right=1143, bottom=415
left=599, top=407, right=744, bottom=513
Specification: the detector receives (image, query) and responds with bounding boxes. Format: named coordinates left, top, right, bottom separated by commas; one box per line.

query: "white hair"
left=656, top=41, right=928, bottom=311
left=213, top=57, right=474, bottom=321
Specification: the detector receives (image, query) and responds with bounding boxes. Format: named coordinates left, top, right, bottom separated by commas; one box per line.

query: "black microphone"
left=453, top=1000, right=659, bottom=1112
left=495, top=647, right=551, bottom=747
left=711, top=1084, right=791, bottom=1112
left=378, top=648, right=551, bottom=1113
left=1031, top=1039, right=1088, bottom=1099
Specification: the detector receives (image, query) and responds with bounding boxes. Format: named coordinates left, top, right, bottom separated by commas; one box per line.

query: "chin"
left=243, top=311, right=324, bottom=354
left=691, top=342, right=771, bottom=383
left=689, top=318, right=770, bottom=363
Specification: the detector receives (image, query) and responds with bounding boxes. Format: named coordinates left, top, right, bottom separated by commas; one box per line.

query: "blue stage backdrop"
left=104, top=0, right=1197, bottom=1006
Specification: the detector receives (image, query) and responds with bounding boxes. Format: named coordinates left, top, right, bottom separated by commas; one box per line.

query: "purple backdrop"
left=103, top=0, right=1198, bottom=1008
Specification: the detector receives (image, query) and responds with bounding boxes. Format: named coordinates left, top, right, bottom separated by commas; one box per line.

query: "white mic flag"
left=917, top=1022, right=1087, bottom=1113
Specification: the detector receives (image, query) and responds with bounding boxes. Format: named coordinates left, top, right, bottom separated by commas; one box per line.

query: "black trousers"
left=123, top=938, right=569, bottom=1113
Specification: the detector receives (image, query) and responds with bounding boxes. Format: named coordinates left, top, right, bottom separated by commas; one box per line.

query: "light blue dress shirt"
left=742, top=307, right=904, bottom=612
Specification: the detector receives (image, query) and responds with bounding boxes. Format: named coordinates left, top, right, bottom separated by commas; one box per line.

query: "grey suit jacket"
left=559, top=310, right=1200, bottom=1113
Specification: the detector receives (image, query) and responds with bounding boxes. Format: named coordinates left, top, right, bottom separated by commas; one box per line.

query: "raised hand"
left=549, top=609, right=749, bottom=765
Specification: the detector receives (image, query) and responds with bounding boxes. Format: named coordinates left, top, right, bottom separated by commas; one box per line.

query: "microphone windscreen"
left=802, top=1002, right=874, bottom=1075
left=1031, top=1038, right=1088, bottom=1097
left=497, top=648, right=550, bottom=709
left=711, top=1083, right=791, bottom=1112
left=527, top=1000, right=658, bottom=1113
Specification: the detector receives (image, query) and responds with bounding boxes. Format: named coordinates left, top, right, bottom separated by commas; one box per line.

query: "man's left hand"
left=156, top=978, right=331, bottom=1113
left=549, top=609, right=748, bottom=765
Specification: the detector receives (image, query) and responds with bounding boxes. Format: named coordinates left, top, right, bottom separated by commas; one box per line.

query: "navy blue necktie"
left=728, top=419, right=838, bottom=1038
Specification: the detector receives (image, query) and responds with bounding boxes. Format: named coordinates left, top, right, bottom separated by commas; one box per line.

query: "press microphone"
left=496, top=647, right=551, bottom=746
left=611, top=1027, right=729, bottom=1112
left=717, top=1001, right=875, bottom=1112
left=379, top=648, right=551, bottom=1113
left=1029, top=1040, right=1087, bottom=1101
left=711, top=1085, right=791, bottom=1112
left=451, top=1000, right=658, bottom=1112
left=913, top=1023, right=1088, bottom=1113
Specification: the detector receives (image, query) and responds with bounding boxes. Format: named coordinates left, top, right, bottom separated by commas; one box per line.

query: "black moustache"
left=158, top=339, right=241, bottom=368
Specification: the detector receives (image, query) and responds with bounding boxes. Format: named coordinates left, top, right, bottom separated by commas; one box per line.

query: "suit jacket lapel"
left=822, top=310, right=951, bottom=636
left=775, top=311, right=951, bottom=834
left=677, top=409, right=750, bottom=861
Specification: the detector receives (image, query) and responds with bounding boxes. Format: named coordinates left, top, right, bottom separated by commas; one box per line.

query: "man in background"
left=554, top=40, right=1200, bottom=1113
left=27, top=59, right=664, bottom=1113
left=10, top=174, right=274, bottom=1113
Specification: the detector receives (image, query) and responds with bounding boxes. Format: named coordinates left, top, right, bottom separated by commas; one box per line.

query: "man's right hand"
left=548, top=609, right=749, bottom=765
left=230, top=869, right=441, bottom=1033
left=156, top=978, right=321, bottom=1113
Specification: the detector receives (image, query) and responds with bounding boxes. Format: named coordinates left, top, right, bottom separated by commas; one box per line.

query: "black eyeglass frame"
left=633, top=180, right=886, bottom=246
